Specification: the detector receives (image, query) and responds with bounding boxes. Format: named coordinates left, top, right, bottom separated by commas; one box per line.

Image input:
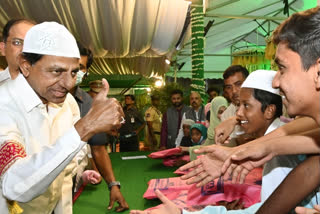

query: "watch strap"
left=108, top=181, right=121, bottom=190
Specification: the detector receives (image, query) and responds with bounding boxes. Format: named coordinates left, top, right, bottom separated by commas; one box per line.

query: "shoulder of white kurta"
left=65, top=93, right=80, bottom=123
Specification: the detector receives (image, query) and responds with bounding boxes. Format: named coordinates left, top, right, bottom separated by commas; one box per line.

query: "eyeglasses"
left=6, top=38, right=24, bottom=47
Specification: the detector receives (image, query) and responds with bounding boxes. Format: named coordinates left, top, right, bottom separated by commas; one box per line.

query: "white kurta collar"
left=264, top=118, right=282, bottom=135
left=0, top=67, right=11, bottom=83
left=10, top=73, right=43, bottom=113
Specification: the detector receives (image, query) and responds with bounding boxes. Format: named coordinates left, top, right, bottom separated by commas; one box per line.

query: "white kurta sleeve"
left=1, top=125, right=86, bottom=203
left=175, top=113, right=186, bottom=147
left=182, top=203, right=261, bottom=214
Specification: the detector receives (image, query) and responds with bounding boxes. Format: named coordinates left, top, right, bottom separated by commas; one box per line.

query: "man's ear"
left=0, top=42, right=5, bottom=56
left=315, top=58, right=320, bottom=90
left=264, top=104, right=276, bottom=120
left=19, top=55, right=32, bottom=77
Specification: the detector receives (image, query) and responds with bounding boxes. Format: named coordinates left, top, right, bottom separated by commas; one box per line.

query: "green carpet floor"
left=73, top=151, right=179, bottom=214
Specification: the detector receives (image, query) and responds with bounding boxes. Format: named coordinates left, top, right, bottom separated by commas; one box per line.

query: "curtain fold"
left=0, top=0, right=190, bottom=76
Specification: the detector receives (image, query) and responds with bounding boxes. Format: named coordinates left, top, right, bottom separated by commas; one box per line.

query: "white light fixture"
left=165, top=59, right=171, bottom=65
left=155, top=80, right=163, bottom=87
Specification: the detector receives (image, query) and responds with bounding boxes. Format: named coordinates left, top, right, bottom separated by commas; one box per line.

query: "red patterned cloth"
left=148, top=148, right=182, bottom=159
left=143, top=177, right=190, bottom=199
left=186, top=168, right=263, bottom=208
left=0, top=141, right=26, bottom=176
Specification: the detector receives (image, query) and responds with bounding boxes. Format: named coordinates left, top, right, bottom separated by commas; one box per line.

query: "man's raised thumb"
left=97, top=78, right=109, bottom=98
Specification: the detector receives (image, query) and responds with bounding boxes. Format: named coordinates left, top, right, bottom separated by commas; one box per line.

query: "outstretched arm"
left=179, top=145, right=234, bottom=186
left=215, top=116, right=238, bottom=145
left=257, top=155, right=320, bottom=214
left=223, top=128, right=320, bottom=183
left=91, top=145, right=129, bottom=212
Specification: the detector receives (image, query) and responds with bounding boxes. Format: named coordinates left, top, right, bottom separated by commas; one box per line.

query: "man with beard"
left=175, top=91, right=206, bottom=147
left=207, top=65, right=249, bottom=145
left=160, top=89, right=190, bottom=149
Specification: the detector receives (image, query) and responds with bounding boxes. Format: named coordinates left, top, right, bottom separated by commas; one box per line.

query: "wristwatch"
left=108, top=181, right=121, bottom=190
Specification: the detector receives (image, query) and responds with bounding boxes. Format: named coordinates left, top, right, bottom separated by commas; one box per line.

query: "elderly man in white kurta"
left=0, top=22, right=124, bottom=214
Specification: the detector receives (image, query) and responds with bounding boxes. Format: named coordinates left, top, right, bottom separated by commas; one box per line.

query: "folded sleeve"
left=0, top=113, right=86, bottom=203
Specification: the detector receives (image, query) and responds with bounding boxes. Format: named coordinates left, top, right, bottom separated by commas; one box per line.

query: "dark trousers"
left=120, top=135, right=139, bottom=152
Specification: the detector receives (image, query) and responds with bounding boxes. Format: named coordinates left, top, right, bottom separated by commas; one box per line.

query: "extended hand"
left=296, top=205, right=320, bottom=214
left=179, top=145, right=234, bottom=187
left=82, top=170, right=101, bottom=184
left=215, top=116, right=237, bottom=145
left=108, top=186, right=129, bottom=212
left=221, top=141, right=274, bottom=183
left=130, top=190, right=181, bottom=214
left=179, top=146, right=189, bottom=153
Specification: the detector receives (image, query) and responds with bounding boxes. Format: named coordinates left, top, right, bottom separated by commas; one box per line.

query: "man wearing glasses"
left=0, top=18, right=36, bottom=81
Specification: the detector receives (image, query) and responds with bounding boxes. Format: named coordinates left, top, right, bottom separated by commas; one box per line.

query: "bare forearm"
left=91, top=145, right=116, bottom=183
left=269, top=117, right=317, bottom=138
left=257, top=155, right=320, bottom=214
left=74, top=118, right=94, bottom=142
left=241, top=127, right=320, bottom=159
left=249, top=117, right=318, bottom=145
left=89, top=157, right=99, bottom=172
left=270, top=128, right=320, bottom=156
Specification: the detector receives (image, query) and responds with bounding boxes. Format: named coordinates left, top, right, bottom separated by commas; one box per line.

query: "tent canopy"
left=0, top=0, right=317, bottom=86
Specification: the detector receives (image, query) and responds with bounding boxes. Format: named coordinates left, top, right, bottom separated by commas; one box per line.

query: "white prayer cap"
left=241, top=70, right=280, bottom=95
left=22, top=22, right=80, bottom=58
left=182, top=119, right=195, bottom=126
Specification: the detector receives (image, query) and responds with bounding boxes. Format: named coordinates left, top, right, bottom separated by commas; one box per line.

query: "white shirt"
left=261, top=118, right=304, bottom=201
left=0, top=74, right=86, bottom=214
left=0, top=67, right=11, bottom=83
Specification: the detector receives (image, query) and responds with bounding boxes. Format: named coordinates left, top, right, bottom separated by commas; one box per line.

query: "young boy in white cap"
left=180, top=119, right=195, bottom=147
left=130, top=70, right=319, bottom=213
left=0, top=22, right=125, bottom=214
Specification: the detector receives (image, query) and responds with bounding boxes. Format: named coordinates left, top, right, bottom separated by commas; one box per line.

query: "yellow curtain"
left=265, top=41, right=276, bottom=60
left=232, top=50, right=271, bottom=72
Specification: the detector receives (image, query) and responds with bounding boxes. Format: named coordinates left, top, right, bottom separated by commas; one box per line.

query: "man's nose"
left=236, top=106, right=243, bottom=117
left=232, top=85, right=238, bottom=94
left=272, top=71, right=280, bottom=88
left=61, top=73, right=75, bottom=90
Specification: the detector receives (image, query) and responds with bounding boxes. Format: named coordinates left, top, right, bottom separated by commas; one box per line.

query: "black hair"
left=170, top=89, right=183, bottom=97
left=223, top=65, right=249, bottom=80
left=272, top=7, right=320, bottom=70
left=2, top=18, right=36, bottom=42
left=253, top=88, right=283, bottom=118
left=22, top=52, right=43, bottom=65
left=151, top=94, right=160, bottom=101
left=77, top=42, right=93, bottom=69
left=207, top=87, right=219, bottom=95
left=125, top=94, right=135, bottom=101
